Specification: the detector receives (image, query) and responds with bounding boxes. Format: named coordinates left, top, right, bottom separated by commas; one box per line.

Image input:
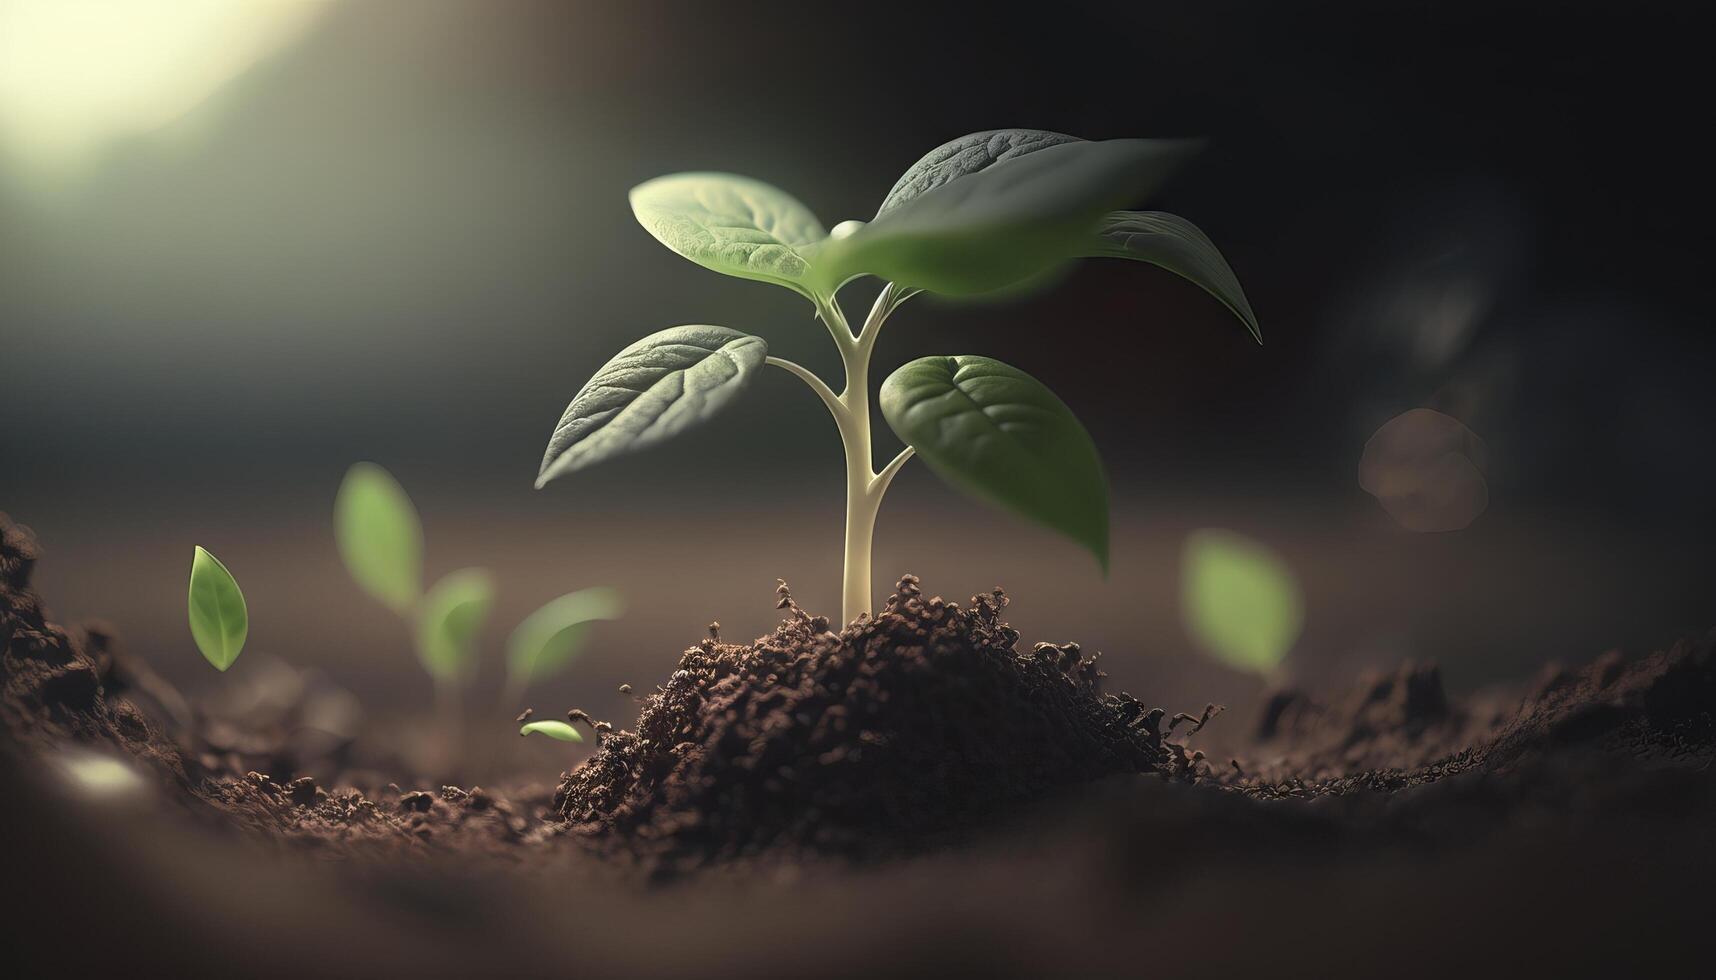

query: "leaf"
left=1181, top=529, right=1303, bottom=674
left=874, top=129, right=1084, bottom=217
left=414, top=568, right=495, bottom=683
left=1086, top=211, right=1261, bottom=343
left=520, top=720, right=583, bottom=742
left=880, top=355, right=1109, bottom=569
left=630, top=173, right=827, bottom=296
left=815, top=136, right=1200, bottom=296
left=188, top=546, right=248, bottom=671
left=536, top=325, right=768, bottom=487
left=505, top=587, right=625, bottom=689
left=334, top=462, right=423, bottom=615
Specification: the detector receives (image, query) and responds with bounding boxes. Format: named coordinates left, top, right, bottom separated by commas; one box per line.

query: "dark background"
left=2, top=0, right=1710, bottom=749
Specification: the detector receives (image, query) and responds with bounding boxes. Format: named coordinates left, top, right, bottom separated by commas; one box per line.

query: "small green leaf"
left=880, top=355, right=1109, bottom=570
left=1181, top=529, right=1303, bottom=674
left=188, top=546, right=248, bottom=671
left=1086, top=211, right=1261, bottom=343
left=415, top=568, right=495, bottom=683
left=520, top=720, right=583, bottom=742
left=630, top=173, right=827, bottom=297
left=506, top=587, right=624, bottom=689
left=537, top=325, right=768, bottom=487
left=334, top=462, right=423, bottom=614
left=816, top=135, right=1199, bottom=296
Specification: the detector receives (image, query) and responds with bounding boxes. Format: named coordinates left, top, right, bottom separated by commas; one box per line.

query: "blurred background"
left=2, top=0, right=1710, bottom=758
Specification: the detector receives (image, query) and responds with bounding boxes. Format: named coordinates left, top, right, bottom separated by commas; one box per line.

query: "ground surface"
left=3, top=512, right=1712, bottom=976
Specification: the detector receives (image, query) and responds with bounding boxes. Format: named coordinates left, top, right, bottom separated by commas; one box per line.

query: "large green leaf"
left=880, top=355, right=1109, bottom=569
left=334, top=462, right=423, bottom=615
left=187, top=546, right=248, bottom=671
left=505, top=586, right=625, bottom=689
left=630, top=173, right=827, bottom=296
left=537, top=325, right=767, bottom=487
left=815, top=137, right=1199, bottom=296
left=875, top=129, right=1083, bottom=217
left=1181, top=529, right=1302, bottom=674
left=1087, top=211, right=1261, bottom=343
left=415, top=567, right=495, bottom=683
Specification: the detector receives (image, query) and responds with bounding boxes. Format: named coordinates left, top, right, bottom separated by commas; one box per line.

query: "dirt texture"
left=555, top=577, right=1203, bottom=869
left=3, top=510, right=1713, bottom=975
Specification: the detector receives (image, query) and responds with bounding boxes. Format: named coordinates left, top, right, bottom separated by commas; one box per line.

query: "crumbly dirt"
left=554, top=577, right=1202, bottom=870
left=4, top=510, right=1714, bottom=973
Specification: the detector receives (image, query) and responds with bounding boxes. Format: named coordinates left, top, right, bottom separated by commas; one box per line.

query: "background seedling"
left=334, top=462, right=620, bottom=768
left=187, top=545, right=248, bottom=671
left=502, top=586, right=625, bottom=707
left=334, top=462, right=493, bottom=747
left=1181, top=529, right=1304, bottom=679
left=537, top=129, right=1260, bottom=624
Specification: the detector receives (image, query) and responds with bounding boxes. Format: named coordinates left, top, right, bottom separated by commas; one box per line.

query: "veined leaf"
left=630, top=173, right=827, bottom=296
left=1087, top=211, right=1260, bottom=343
left=875, top=129, right=1083, bottom=217
left=188, top=546, right=248, bottom=671
left=520, top=720, right=583, bottom=742
left=415, top=568, right=495, bottom=683
left=1181, top=529, right=1303, bottom=674
left=537, top=325, right=767, bottom=487
left=880, top=355, right=1109, bottom=569
left=334, top=462, right=423, bottom=615
left=506, top=587, right=625, bottom=689
left=816, top=137, right=1200, bottom=296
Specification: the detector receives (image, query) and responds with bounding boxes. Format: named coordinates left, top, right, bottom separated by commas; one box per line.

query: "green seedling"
left=503, top=586, right=625, bottom=705
left=537, top=129, right=1259, bottom=624
left=187, top=545, right=248, bottom=671
left=1181, top=529, right=1304, bottom=677
left=334, top=462, right=621, bottom=767
left=519, top=720, right=584, bottom=742
left=334, top=462, right=494, bottom=694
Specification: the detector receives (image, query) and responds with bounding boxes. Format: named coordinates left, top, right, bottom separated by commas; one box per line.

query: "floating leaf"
left=537, top=325, right=768, bottom=486
left=630, top=173, right=827, bottom=297
left=1086, top=211, right=1261, bottom=343
left=1181, top=529, right=1303, bottom=674
left=187, top=546, right=248, bottom=671
left=880, top=355, right=1109, bottom=569
left=415, top=568, right=494, bottom=683
left=334, top=462, right=423, bottom=614
left=520, top=720, right=583, bottom=742
left=505, top=587, right=625, bottom=690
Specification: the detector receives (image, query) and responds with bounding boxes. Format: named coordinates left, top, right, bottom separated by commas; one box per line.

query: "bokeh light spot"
left=1359, top=408, right=1490, bottom=532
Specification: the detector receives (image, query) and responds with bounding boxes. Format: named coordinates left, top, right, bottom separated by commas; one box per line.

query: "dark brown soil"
left=4, top=510, right=1714, bottom=974
left=555, top=577, right=1202, bottom=869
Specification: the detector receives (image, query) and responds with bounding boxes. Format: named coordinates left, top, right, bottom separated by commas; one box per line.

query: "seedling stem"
left=767, top=283, right=916, bottom=622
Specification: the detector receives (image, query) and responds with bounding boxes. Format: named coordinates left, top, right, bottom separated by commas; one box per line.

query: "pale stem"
left=766, top=283, right=916, bottom=625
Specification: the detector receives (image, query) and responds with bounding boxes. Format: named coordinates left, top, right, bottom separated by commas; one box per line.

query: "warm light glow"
left=0, top=0, right=325, bottom=182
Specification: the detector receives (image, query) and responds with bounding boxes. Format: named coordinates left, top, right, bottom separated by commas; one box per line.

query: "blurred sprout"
left=187, top=545, right=247, bottom=671
left=334, top=462, right=423, bottom=614
left=504, top=587, right=625, bottom=699
left=416, top=567, right=496, bottom=684
left=332, top=461, right=620, bottom=773
left=1181, top=529, right=1304, bottom=675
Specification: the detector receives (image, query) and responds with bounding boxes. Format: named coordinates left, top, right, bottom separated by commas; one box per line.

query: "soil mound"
left=0, top=514, right=187, bottom=787
left=554, top=576, right=1202, bottom=868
